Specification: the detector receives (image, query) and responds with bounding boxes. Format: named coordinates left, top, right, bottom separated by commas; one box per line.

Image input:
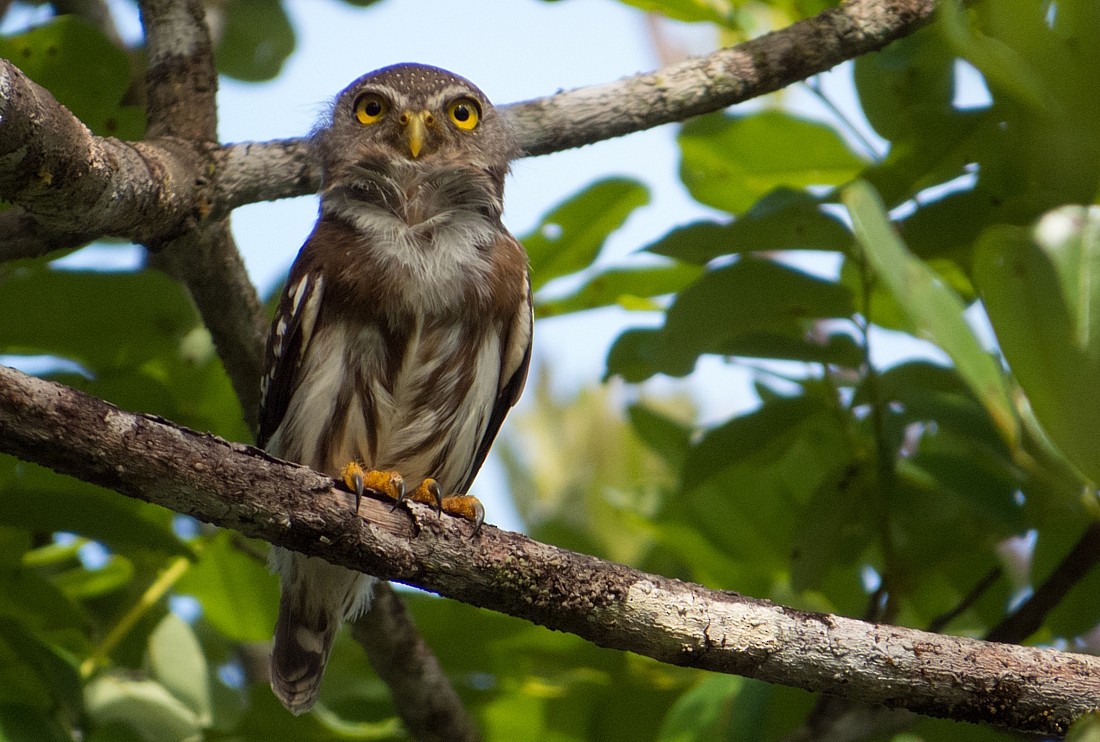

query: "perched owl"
left=258, top=63, right=532, bottom=715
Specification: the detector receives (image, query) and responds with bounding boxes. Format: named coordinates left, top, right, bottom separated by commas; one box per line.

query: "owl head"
left=314, top=63, right=518, bottom=183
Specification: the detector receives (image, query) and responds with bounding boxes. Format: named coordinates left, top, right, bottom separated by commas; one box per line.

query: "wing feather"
left=458, top=271, right=533, bottom=494
left=258, top=270, right=325, bottom=450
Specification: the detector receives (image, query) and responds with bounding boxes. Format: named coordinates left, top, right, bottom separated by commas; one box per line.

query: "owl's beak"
left=402, top=110, right=432, bottom=159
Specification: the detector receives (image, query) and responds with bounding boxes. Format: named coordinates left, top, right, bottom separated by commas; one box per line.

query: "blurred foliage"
left=0, top=0, right=1098, bottom=741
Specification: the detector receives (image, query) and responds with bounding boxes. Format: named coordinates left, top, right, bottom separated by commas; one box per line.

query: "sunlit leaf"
left=524, top=178, right=650, bottom=292
left=147, top=614, right=212, bottom=726
left=1067, top=712, right=1100, bottom=742
left=614, top=0, right=735, bottom=26
left=175, top=532, right=278, bottom=643
left=679, top=111, right=866, bottom=215
left=536, top=262, right=702, bottom=318
left=0, top=16, right=143, bottom=138
left=646, top=189, right=852, bottom=265
left=84, top=675, right=201, bottom=742
left=843, top=179, right=1017, bottom=446
left=974, top=206, right=1100, bottom=484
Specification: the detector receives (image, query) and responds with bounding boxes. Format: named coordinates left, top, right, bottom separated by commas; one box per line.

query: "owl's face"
left=315, top=63, right=517, bottom=178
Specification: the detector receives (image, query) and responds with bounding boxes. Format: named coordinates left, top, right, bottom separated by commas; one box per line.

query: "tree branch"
left=206, top=0, right=941, bottom=207
left=1, top=0, right=937, bottom=247
left=0, top=58, right=203, bottom=249
left=351, top=585, right=481, bottom=742
left=0, top=363, right=1096, bottom=738
left=136, top=0, right=266, bottom=431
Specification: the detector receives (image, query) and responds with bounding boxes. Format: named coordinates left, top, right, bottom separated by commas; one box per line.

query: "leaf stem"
left=79, top=555, right=193, bottom=678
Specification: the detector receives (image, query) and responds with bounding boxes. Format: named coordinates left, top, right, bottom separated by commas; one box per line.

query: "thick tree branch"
left=0, top=59, right=202, bottom=248
left=136, top=0, right=265, bottom=430
left=0, top=364, right=1097, bottom=738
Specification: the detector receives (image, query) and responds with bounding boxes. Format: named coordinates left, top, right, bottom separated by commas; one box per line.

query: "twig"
left=987, top=522, right=1100, bottom=644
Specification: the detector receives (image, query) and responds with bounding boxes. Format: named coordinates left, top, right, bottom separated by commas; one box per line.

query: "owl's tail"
left=269, top=547, right=376, bottom=715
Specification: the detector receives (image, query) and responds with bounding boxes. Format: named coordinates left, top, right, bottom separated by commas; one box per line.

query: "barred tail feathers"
left=269, top=547, right=376, bottom=714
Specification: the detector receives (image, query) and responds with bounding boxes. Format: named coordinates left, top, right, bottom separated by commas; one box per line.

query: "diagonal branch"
left=0, top=0, right=939, bottom=246
left=216, top=0, right=936, bottom=204
left=0, top=363, right=1097, bottom=738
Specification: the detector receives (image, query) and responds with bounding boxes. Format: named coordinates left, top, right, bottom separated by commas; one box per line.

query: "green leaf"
left=656, top=674, right=743, bottom=742
left=524, top=178, right=650, bottom=293
left=853, top=30, right=956, bottom=144
left=613, top=0, right=735, bottom=26
left=84, top=675, right=201, bottom=742
left=855, top=361, right=1007, bottom=450
left=0, top=16, right=143, bottom=138
left=146, top=614, right=211, bottom=726
left=175, top=532, right=278, bottom=643
left=216, top=0, right=296, bottom=82
left=659, top=256, right=855, bottom=372
left=0, top=458, right=190, bottom=557
left=683, top=394, right=828, bottom=494
left=627, top=404, right=692, bottom=473
left=0, top=704, right=72, bottom=742
left=605, top=327, right=667, bottom=382
left=790, top=461, right=875, bottom=592
left=679, top=111, right=866, bottom=215
left=1068, top=712, right=1100, bottom=742
left=0, top=617, right=82, bottom=716
left=536, top=262, right=702, bottom=318
left=53, top=554, right=134, bottom=600
left=843, top=180, right=1017, bottom=446
left=721, top=330, right=864, bottom=367
left=973, top=206, right=1100, bottom=484
left=0, top=268, right=199, bottom=374
left=646, top=190, right=852, bottom=265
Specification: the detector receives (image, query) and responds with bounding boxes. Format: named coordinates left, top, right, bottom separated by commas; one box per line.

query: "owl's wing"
left=458, top=256, right=533, bottom=494
left=258, top=268, right=325, bottom=450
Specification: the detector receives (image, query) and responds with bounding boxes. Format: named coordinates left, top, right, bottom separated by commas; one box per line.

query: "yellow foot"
left=442, top=494, right=486, bottom=533
left=410, top=478, right=485, bottom=533
left=341, top=462, right=405, bottom=512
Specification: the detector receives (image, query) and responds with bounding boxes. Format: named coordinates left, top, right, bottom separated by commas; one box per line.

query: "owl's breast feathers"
left=258, top=166, right=531, bottom=491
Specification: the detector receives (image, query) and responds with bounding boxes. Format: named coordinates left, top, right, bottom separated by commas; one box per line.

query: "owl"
left=258, top=63, right=532, bottom=714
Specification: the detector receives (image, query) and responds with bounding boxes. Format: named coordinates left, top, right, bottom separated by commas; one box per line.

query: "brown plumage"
left=259, top=64, right=532, bottom=714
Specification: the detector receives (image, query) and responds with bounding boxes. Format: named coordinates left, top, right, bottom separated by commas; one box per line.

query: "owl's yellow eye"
left=354, top=93, right=387, bottom=125
left=447, top=98, right=480, bottom=130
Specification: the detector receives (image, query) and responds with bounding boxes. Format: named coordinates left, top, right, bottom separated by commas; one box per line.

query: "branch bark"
left=0, top=0, right=938, bottom=247
left=0, top=363, right=1096, bottom=738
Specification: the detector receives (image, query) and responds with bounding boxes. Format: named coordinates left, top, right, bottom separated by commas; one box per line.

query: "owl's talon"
left=349, top=467, right=365, bottom=511
left=411, top=478, right=443, bottom=513
left=440, top=495, right=485, bottom=535
left=340, top=462, right=405, bottom=510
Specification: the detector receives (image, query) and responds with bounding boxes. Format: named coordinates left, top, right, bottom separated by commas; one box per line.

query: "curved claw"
left=389, top=477, right=407, bottom=511
left=341, top=461, right=366, bottom=513
left=411, top=478, right=443, bottom=513
left=440, top=495, right=485, bottom=535
left=469, top=499, right=485, bottom=537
